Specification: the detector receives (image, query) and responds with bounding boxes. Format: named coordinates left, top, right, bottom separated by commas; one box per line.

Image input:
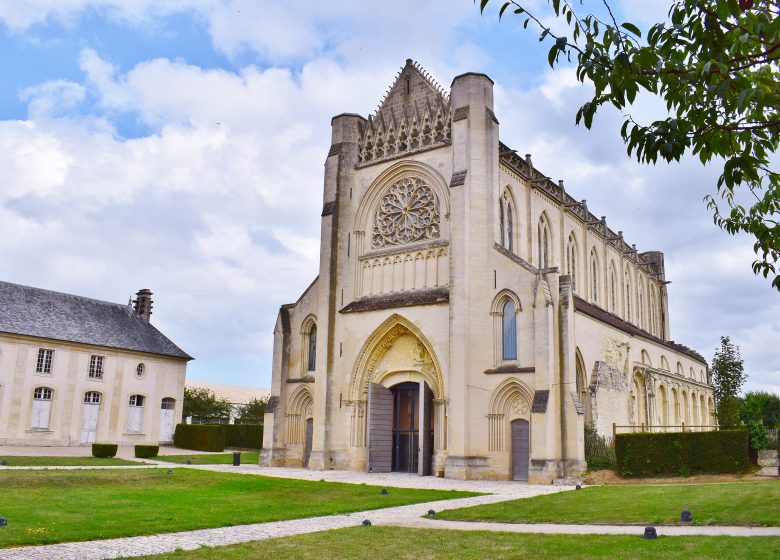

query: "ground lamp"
left=166, top=469, right=173, bottom=475
left=380, top=488, right=388, bottom=495
left=680, top=509, right=692, bottom=523
left=0, top=517, right=7, bottom=527
left=362, top=520, right=372, bottom=526
left=428, top=510, right=436, bottom=516
left=0, top=459, right=6, bottom=466
left=643, top=526, right=657, bottom=539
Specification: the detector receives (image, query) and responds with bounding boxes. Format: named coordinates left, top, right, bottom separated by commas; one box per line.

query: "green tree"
left=183, top=387, right=232, bottom=422
left=711, top=336, right=748, bottom=427
left=480, top=0, right=780, bottom=289
left=234, top=396, right=268, bottom=425
left=741, top=390, right=780, bottom=427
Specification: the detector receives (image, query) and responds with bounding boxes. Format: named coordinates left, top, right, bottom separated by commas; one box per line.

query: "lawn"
left=0, top=456, right=140, bottom=467
left=134, top=526, right=780, bottom=560
left=154, top=452, right=259, bottom=465
left=438, top=481, right=780, bottom=526
left=0, top=469, right=476, bottom=547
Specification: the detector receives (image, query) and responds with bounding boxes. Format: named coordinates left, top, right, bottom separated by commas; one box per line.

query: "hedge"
left=225, top=424, right=263, bottom=449
left=173, top=424, right=226, bottom=452
left=92, top=443, right=118, bottom=458
left=615, top=429, right=748, bottom=477
left=135, top=444, right=159, bottom=458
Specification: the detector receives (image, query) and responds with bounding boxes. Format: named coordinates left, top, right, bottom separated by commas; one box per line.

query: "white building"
left=0, top=283, right=191, bottom=447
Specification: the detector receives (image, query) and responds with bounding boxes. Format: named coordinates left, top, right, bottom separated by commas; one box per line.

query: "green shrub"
left=225, top=424, right=263, bottom=449
left=615, top=429, right=748, bottom=477
left=92, top=443, right=118, bottom=458
left=134, top=444, right=159, bottom=458
left=173, top=424, right=226, bottom=452
left=748, top=422, right=768, bottom=452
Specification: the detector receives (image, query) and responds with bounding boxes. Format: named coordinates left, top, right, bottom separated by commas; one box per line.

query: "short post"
left=232, top=451, right=241, bottom=466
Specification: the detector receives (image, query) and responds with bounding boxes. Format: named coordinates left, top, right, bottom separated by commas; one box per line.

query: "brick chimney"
left=133, top=289, right=153, bottom=322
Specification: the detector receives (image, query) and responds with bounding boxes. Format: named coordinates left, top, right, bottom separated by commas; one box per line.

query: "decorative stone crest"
left=372, top=177, right=440, bottom=248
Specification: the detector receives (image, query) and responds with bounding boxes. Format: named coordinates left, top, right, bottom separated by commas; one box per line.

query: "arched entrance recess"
left=487, top=378, right=534, bottom=481
left=286, top=385, right=314, bottom=467
left=348, top=314, right=444, bottom=476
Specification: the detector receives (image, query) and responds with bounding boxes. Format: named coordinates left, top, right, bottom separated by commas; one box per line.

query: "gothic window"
left=609, top=263, right=617, bottom=313
left=501, top=300, right=517, bottom=361
left=372, top=176, right=440, bottom=248
left=566, top=234, right=578, bottom=292
left=537, top=217, right=550, bottom=268
left=499, top=200, right=505, bottom=248
left=590, top=249, right=599, bottom=303
left=625, top=271, right=632, bottom=322
left=507, top=204, right=514, bottom=253
left=638, top=281, right=646, bottom=329
left=307, top=324, right=317, bottom=372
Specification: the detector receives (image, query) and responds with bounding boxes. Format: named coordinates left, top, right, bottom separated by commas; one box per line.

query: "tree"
left=741, top=390, right=780, bottom=427
left=480, top=0, right=780, bottom=290
left=711, top=336, right=748, bottom=427
left=234, top=396, right=268, bottom=425
left=183, top=386, right=232, bottom=423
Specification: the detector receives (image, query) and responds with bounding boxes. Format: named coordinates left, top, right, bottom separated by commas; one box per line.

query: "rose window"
left=372, top=177, right=440, bottom=248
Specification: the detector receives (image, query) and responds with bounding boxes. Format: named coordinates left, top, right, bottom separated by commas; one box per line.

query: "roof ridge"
left=0, top=280, right=128, bottom=310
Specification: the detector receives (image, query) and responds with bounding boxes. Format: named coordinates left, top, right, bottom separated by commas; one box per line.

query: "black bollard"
left=233, top=451, right=241, bottom=466
left=362, top=519, right=372, bottom=526
left=380, top=488, right=388, bottom=495
left=680, top=509, right=692, bottom=523
left=428, top=510, right=436, bottom=516
left=643, top=526, right=657, bottom=539
left=0, top=517, right=7, bottom=527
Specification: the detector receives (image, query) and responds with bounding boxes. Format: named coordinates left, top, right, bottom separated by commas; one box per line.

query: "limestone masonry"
left=260, top=60, right=714, bottom=482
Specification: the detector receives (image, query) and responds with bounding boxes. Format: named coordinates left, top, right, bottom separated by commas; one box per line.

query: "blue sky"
left=0, top=0, right=777, bottom=394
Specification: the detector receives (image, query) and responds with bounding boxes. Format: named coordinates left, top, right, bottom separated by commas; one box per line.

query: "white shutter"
left=128, top=405, right=144, bottom=433
left=31, top=399, right=51, bottom=429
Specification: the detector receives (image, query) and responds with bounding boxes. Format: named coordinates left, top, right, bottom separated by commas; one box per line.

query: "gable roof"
left=373, top=58, right=449, bottom=119
left=0, top=281, right=192, bottom=360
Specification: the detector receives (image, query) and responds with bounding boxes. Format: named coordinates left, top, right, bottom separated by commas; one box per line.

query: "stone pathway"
left=1, top=466, right=778, bottom=560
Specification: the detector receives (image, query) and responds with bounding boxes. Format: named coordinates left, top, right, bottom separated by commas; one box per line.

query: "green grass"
left=0, top=469, right=477, bottom=548
left=134, top=526, right=780, bottom=560
left=154, top=452, right=259, bottom=464
left=438, top=481, right=780, bottom=526
left=0, top=456, right=139, bottom=467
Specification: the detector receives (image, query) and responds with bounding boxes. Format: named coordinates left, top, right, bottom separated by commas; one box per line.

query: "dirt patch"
left=584, top=468, right=769, bottom=486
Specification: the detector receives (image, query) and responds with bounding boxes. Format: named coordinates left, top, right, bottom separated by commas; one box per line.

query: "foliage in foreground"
left=134, top=526, right=780, bottom=560
left=480, top=0, right=780, bottom=290
left=0, top=469, right=476, bottom=547
left=438, top=480, right=780, bottom=526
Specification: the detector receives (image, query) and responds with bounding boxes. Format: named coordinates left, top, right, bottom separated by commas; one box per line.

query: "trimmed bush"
left=225, top=424, right=263, bottom=449
left=134, top=444, right=159, bottom=458
left=92, top=443, right=118, bottom=458
left=615, top=429, right=748, bottom=477
left=173, top=423, right=225, bottom=452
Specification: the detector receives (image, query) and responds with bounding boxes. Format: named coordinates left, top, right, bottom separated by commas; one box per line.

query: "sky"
left=0, top=0, right=777, bottom=394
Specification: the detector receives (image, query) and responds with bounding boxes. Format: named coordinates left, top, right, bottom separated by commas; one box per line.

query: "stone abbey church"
left=261, top=60, right=715, bottom=482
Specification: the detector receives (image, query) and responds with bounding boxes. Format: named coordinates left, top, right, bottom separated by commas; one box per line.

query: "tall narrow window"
left=638, top=282, right=645, bottom=329
left=590, top=250, right=599, bottom=303
left=36, top=349, right=53, bottom=374
left=31, top=387, right=53, bottom=429
left=609, top=264, right=617, bottom=313
left=567, top=234, right=578, bottom=292
left=307, top=324, right=317, bottom=372
left=538, top=218, right=550, bottom=268
left=89, top=355, right=104, bottom=379
left=501, top=300, right=517, bottom=360
left=507, top=204, right=514, bottom=252
left=127, top=394, right=145, bottom=433
left=499, top=201, right=505, bottom=248
left=625, top=271, right=632, bottom=322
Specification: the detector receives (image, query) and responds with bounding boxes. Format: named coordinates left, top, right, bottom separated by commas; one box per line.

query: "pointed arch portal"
left=350, top=314, right=444, bottom=476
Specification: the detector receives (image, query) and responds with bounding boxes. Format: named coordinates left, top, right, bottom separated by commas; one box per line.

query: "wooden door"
left=80, top=404, right=100, bottom=443
left=366, top=382, right=393, bottom=473
left=159, top=398, right=176, bottom=443
left=418, top=382, right=433, bottom=476
left=303, top=418, right=314, bottom=467
left=511, top=419, right=530, bottom=481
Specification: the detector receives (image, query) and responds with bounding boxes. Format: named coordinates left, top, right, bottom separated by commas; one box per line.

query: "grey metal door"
left=367, top=382, right=393, bottom=473
left=303, top=418, right=313, bottom=467
left=511, top=419, right=530, bottom=481
left=418, top=382, right=433, bottom=476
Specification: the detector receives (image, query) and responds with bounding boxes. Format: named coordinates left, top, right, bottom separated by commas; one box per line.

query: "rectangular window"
left=36, top=349, right=53, bottom=374
left=89, top=355, right=104, bottom=379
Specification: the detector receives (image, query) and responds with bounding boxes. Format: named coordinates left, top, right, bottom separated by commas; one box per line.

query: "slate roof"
left=0, top=281, right=192, bottom=360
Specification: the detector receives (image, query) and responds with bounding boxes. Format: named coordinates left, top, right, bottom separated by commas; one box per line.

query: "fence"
left=612, top=424, right=719, bottom=437
left=585, top=429, right=616, bottom=468
left=768, top=428, right=780, bottom=450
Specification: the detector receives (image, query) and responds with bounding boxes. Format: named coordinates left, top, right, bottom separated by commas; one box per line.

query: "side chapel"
left=260, top=60, right=715, bottom=482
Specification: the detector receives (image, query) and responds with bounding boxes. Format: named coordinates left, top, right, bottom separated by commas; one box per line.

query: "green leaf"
left=480, top=0, right=490, bottom=14
left=621, top=22, right=642, bottom=37
left=499, top=2, right=510, bottom=19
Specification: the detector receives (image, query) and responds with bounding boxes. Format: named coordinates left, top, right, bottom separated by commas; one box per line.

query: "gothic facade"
left=260, top=60, right=714, bottom=482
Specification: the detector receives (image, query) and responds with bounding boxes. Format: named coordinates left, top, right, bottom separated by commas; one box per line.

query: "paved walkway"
left=1, top=466, right=778, bottom=560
